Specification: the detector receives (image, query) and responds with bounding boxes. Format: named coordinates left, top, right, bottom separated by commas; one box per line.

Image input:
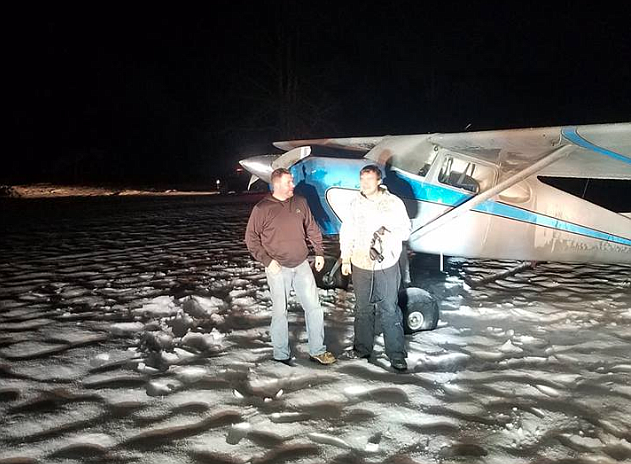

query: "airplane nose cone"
left=239, top=155, right=280, bottom=183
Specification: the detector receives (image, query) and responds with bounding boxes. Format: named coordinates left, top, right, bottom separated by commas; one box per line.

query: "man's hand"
left=341, top=262, right=352, bottom=276
left=267, top=259, right=282, bottom=274
left=314, top=256, right=325, bottom=272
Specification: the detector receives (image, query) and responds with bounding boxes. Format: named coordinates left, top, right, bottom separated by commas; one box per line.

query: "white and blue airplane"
left=240, top=123, right=630, bottom=332
left=240, top=123, right=631, bottom=265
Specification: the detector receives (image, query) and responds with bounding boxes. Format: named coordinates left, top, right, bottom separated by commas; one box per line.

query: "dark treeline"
left=5, top=2, right=631, bottom=187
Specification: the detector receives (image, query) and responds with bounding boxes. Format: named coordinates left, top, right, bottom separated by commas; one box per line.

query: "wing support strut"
left=412, top=144, right=576, bottom=239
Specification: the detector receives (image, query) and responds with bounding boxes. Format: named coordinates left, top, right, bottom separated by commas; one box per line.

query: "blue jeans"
left=265, top=259, right=326, bottom=359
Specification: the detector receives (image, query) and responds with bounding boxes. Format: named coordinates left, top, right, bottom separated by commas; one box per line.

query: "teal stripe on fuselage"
left=290, top=157, right=631, bottom=247
left=475, top=201, right=631, bottom=246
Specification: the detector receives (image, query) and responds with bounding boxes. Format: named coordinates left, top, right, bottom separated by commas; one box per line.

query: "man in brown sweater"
left=245, top=168, right=336, bottom=365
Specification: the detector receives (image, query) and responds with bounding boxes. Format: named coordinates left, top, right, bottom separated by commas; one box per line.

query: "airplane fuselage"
left=290, top=156, right=631, bottom=264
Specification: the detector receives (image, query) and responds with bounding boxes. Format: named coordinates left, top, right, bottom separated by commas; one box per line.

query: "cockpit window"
left=438, top=155, right=495, bottom=193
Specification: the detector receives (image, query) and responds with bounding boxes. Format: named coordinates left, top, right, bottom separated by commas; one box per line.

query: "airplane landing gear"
left=398, top=287, right=439, bottom=333
left=313, top=254, right=440, bottom=334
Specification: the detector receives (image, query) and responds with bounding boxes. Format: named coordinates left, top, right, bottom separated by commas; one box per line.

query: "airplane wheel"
left=313, top=255, right=349, bottom=290
left=398, top=287, right=439, bottom=334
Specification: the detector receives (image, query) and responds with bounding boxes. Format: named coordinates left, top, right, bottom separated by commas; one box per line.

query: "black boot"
left=390, top=358, right=407, bottom=371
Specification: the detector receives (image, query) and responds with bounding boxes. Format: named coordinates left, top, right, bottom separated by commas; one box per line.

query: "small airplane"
left=239, top=123, right=631, bottom=331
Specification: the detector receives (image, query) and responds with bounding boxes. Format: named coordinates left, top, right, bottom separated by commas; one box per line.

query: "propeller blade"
left=247, top=174, right=260, bottom=190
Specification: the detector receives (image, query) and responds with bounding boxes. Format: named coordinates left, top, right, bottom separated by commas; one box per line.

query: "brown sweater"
left=245, top=194, right=324, bottom=268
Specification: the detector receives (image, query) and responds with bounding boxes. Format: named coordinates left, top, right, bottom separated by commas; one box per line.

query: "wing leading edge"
left=274, top=123, right=631, bottom=180
left=427, top=123, right=631, bottom=180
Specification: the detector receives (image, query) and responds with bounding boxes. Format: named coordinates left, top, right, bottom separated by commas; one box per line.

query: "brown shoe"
left=309, top=351, right=336, bottom=365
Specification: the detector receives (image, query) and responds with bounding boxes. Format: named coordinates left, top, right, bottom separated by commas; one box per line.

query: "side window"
left=417, top=150, right=438, bottom=177
left=438, top=156, right=495, bottom=193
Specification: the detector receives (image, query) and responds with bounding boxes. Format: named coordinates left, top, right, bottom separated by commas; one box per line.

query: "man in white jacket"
left=340, top=165, right=411, bottom=371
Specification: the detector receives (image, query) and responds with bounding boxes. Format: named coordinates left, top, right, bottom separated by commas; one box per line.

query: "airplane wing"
left=428, top=122, right=631, bottom=180
left=543, top=125, right=631, bottom=178
left=274, top=124, right=631, bottom=179
left=274, top=136, right=384, bottom=153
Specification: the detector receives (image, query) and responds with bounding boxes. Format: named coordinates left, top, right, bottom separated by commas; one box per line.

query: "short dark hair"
left=271, top=167, right=291, bottom=183
left=360, top=164, right=382, bottom=180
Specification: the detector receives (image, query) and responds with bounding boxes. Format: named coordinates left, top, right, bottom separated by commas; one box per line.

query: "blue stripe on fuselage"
left=290, top=157, right=631, bottom=247
left=475, top=201, right=631, bottom=246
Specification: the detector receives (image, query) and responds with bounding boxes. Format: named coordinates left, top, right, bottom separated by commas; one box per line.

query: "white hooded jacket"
left=339, top=186, right=411, bottom=271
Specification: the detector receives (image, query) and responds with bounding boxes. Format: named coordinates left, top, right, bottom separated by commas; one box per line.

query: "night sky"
left=6, top=2, right=631, bottom=187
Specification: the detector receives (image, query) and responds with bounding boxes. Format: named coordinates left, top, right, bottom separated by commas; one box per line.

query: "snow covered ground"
left=1, top=195, right=630, bottom=464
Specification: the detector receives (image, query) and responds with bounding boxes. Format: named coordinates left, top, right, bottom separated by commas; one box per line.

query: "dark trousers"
left=352, top=264, right=406, bottom=361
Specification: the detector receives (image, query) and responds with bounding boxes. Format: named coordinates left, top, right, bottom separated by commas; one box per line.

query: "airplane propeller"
left=247, top=174, right=260, bottom=190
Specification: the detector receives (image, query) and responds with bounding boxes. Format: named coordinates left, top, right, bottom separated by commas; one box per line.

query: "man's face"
left=360, top=171, right=380, bottom=196
left=273, top=173, right=295, bottom=198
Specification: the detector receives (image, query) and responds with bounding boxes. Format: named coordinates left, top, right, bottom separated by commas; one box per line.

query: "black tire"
left=313, top=255, right=349, bottom=290
left=398, top=287, right=439, bottom=334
